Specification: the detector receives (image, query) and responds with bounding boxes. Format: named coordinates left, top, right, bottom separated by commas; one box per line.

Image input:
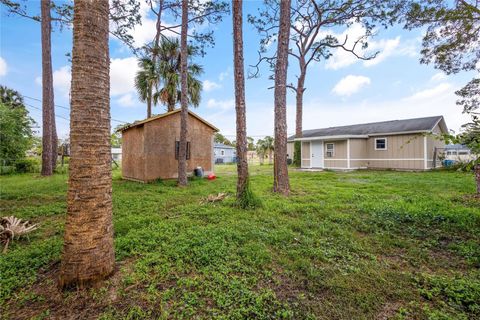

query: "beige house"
left=120, top=109, right=218, bottom=182
left=288, top=116, right=448, bottom=170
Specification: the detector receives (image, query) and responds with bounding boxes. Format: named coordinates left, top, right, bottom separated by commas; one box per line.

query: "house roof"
left=288, top=116, right=447, bottom=141
left=119, top=109, right=219, bottom=132
left=214, top=143, right=235, bottom=149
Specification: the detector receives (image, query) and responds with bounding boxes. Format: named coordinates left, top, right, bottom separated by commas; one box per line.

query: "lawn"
left=0, top=165, right=479, bottom=319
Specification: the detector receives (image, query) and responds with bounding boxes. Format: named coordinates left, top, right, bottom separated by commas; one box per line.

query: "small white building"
left=112, top=147, right=122, bottom=162
left=445, top=144, right=476, bottom=162
left=214, top=143, right=236, bottom=164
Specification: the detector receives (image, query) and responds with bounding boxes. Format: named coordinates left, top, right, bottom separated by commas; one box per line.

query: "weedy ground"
left=0, top=165, right=479, bottom=319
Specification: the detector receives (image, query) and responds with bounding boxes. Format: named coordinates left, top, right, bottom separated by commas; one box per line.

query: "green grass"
left=1, top=165, right=479, bottom=319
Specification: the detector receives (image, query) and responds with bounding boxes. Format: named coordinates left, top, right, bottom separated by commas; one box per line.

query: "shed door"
left=311, top=141, right=324, bottom=168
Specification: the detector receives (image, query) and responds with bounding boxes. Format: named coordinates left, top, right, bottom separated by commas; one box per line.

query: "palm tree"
left=0, top=86, right=24, bottom=109
left=135, top=57, right=158, bottom=118
left=135, top=38, right=203, bottom=116
left=59, top=0, right=115, bottom=289
left=263, top=136, right=274, bottom=164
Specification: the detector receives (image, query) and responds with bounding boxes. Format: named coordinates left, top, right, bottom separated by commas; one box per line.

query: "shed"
left=119, top=109, right=218, bottom=182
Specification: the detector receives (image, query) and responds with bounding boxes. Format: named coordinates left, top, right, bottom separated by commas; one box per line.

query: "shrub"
left=14, top=158, right=38, bottom=173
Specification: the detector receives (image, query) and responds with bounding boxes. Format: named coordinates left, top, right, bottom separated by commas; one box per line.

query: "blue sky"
left=0, top=1, right=472, bottom=141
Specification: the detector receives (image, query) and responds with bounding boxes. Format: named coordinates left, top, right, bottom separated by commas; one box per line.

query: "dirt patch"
left=3, top=259, right=138, bottom=320
left=375, top=302, right=402, bottom=320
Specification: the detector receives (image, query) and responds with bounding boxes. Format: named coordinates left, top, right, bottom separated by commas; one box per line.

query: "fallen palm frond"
left=1, top=216, right=38, bottom=253
left=200, top=192, right=228, bottom=204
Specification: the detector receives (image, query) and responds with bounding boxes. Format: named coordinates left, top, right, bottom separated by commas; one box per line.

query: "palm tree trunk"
left=233, top=0, right=249, bottom=201
left=177, top=0, right=189, bottom=186
left=147, top=86, right=152, bottom=118
left=273, top=0, right=291, bottom=196
left=59, top=0, right=115, bottom=289
left=41, top=0, right=54, bottom=176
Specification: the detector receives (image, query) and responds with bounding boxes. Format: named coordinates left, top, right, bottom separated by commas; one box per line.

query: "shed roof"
left=288, top=116, right=447, bottom=141
left=445, top=144, right=469, bottom=150
left=214, top=143, right=235, bottom=149
left=119, top=109, right=219, bottom=132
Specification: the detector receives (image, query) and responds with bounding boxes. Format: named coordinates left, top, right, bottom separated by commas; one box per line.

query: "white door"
left=311, top=141, right=324, bottom=168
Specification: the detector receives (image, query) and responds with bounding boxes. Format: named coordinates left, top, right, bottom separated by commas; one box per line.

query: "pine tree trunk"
left=41, top=0, right=53, bottom=176
left=147, top=0, right=164, bottom=118
left=59, top=0, right=115, bottom=289
left=294, top=65, right=305, bottom=167
left=233, top=0, right=249, bottom=200
left=273, top=0, right=291, bottom=196
left=177, top=0, right=189, bottom=186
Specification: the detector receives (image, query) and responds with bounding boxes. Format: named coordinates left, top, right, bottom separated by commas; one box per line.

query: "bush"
left=14, top=158, right=38, bottom=173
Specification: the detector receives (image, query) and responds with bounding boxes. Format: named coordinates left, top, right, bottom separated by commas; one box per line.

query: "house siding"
left=324, top=140, right=348, bottom=168
left=350, top=139, right=368, bottom=168
left=301, top=142, right=310, bottom=167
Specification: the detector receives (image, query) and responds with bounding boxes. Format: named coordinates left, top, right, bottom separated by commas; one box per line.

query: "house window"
left=326, top=143, right=334, bottom=157
left=375, top=138, right=387, bottom=150
left=221, top=150, right=225, bottom=156
left=175, top=141, right=191, bottom=160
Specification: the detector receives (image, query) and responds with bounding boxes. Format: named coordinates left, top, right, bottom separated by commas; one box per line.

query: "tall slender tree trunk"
left=273, top=0, right=291, bottom=196
left=59, top=0, right=115, bottom=289
left=41, top=0, right=54, bottom=176
left=147, top=87, right=152, bottom=118
left=294, top=64, right=306, bottom=167
left=146, top=0, right=165, bottom=118
left=177, top=0, right=189, bottom=186
left=233, top=0, right=249, bottom=201
left=147, top=88, right=152, bottom=118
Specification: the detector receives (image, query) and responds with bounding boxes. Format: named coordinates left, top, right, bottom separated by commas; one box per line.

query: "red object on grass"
left=207, top=173, right=216, bottom=180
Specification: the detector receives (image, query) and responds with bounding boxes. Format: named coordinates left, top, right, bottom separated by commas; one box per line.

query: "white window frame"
left=221, top=150, right=225, bottom=156
left=374, top=138, right=387, bottom=151
left=326, top=143, right=335, bottom=157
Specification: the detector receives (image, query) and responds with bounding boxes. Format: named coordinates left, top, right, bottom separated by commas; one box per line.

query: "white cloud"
left=404, top=82, right=452, bottom=101
left=332, top=75, right=371, bottom=96
left=323, top=23, right=418, bottom=70
left=35, top=57, right=140, bottom=100
left=110, top=57, right=139, bottom=96
left=430, top=72, right=447, bottom=82
left=203, top=79, right=221, bottom=91
left=117, top=93, right=136, bottom=107
left=35, top=66, right=72, bottom=98
left=324, top=23, right=368, bottom=70
left=363, top=37, right=400, bottom=67
left=219, top=69, right=231, bottom=81
left=207, top=98, right=234, bottom=110
left=0, top=57, right=7, bottom=77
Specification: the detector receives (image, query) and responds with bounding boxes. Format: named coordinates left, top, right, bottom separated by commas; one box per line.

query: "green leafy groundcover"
left=0, top=165, right=479, bottom=319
